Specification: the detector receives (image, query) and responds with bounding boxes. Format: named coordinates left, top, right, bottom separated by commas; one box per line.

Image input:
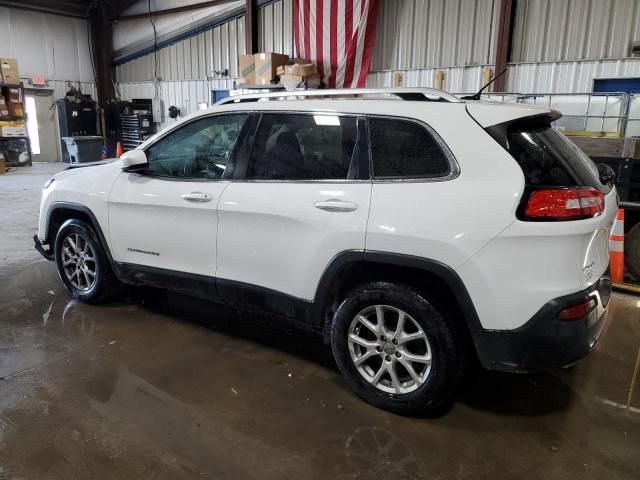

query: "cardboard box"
left=280, top=74, right=304, bottom=83
left=6, top=102, right=23, bottom=117
left=0, top=58, right=20, bottom=85
left=239, top=55, right=256, bottom=84
left=0, top=126, right=27, bottom=137
left=306, top=73, right=321, bottom=89
left=0, top=120, right=26, bottom=137
left=255, top=52, right=289, bottom=84
left=0, top=156, right=6, bottom=174
left=7, top=87, right=21, bottom=103
left=285, top=63, right=317, bottom=77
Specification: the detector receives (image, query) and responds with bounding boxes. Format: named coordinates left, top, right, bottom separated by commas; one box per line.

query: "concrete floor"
left=1, top=164, right=639, bottom=479
left=0, top=163, right=67, bottom=276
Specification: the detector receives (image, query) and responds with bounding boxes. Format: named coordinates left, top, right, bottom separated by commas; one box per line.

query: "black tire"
left=331, top=281, right=463, bottom=416
left=625, top=223, right=640, bottom=280
left=54, top=219, right=120, bottom=304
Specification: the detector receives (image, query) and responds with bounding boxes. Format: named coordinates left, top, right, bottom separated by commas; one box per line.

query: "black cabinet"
left=56, top=99, right=97, bottom=137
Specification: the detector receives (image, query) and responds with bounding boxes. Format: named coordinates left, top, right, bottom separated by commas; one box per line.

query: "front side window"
left=145, top=114, right=246, bottom=179
left=245, top=113, right=359, bottom=180
left=370, top=118, right=452, bottom=179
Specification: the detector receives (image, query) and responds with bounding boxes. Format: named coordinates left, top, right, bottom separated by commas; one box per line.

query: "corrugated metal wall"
left=371, top=0, right=500, bottom=71
left=0, top=6, right=95, bottom=85
left=114, top=0, right=640, bottom=125
left=257, top=0, right=294, bottom=56
left=115, top=16, right=246, bottom=82
left=512, top=0, right=640, bottom=62
left=507, top=58, right=640, bottom=93
left=366, top=58, right=640, bottom=93
left=115, top=1, right=296, bottom=125
left=113, top=0, right=243, bottom=57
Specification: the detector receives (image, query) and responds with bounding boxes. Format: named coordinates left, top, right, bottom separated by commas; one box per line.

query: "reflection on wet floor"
left=0, top=262, right=638, bottom=479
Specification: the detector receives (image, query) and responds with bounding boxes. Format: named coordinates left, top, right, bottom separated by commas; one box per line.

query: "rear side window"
left=369, top=118, right=452, bottom=179
left=495, top=119, right=607, bottom=192
left=246, top=113, right=359, bottom=180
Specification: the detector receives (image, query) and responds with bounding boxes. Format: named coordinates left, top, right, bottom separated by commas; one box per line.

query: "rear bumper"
left=34, top=235, right=54, bottom=261
left=475, top=273, right=611, bottom=372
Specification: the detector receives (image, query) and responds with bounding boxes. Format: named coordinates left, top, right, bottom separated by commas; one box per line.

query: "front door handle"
left=182, top=192, right=213, bottom=203
left=314, top=199, right=358, bottom=212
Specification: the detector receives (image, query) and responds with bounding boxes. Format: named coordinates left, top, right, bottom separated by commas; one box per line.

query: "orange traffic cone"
left=115, top=141, right=123, bottom=158
left=609, top=209, right=624, bottom=282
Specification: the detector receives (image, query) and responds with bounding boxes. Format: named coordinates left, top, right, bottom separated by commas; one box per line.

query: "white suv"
left=35, top=88, right=616, bottom=415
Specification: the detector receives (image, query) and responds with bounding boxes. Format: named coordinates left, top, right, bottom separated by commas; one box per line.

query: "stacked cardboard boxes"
left=0, top=58, right=20, bottom=85
left=0, top=120, right=27, bottom=137
left=238, top=53, right=290, bottom=85
left=277, top=61, right=320, bottom=90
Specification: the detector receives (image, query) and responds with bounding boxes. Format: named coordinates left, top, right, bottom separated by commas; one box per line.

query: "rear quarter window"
left=488, top=116, right=609, bottom=193
left=369, top=117, right=453, bottom=179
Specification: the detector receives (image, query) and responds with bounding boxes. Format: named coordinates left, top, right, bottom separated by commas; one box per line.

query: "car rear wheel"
left=331, top=281, right=463, bottom=416
left=54, top=219, right=120, bottom=304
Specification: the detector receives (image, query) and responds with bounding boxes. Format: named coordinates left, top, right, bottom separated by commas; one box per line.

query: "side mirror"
left=120, top=149, right=147, bottom=170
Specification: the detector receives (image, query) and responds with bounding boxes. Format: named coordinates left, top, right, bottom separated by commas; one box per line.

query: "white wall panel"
left=115, top=16, right=246, bottom=82
left=508, top=58, right=640, bottom=93
left=113, top=0, right=243, bottom=56
left=366, top=66, right=486, bottom=93
left=0, top=6, right=94, bottom=84
left=512, top=0, right=640, bottom=62
left=258, top=0, right=294, bottom=56
left=366, top=58, right=640, bottom=95
left=371, top=0, right=499, bottom=71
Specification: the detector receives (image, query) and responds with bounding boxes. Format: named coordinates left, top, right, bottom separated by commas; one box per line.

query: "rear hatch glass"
left=486, top=115, right=610, bottom=194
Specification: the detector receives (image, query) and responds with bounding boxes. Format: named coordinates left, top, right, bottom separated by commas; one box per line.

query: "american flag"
left=293, top=0, right=379, bottom=88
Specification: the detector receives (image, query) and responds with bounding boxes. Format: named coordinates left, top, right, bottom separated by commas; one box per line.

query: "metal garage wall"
left=371, top=0, right=500, bottom=71
left=507, top=58, right=640, bottom=93
left=115, top=16, right=246, bottom=82
left=115, top=1, right=294, bottom=126
left=117, top=78, right=235, bottom=128
left=366, top=58, right=640, bottom=94
left=0, top=6, right=95, bottom=91
left=257, top=0, right=294, bottom=56
left=366, top=65, right=487, bottom=92
left=512, top=0, right=640, bottom=62
left=113, top=0, right=244, bottom=58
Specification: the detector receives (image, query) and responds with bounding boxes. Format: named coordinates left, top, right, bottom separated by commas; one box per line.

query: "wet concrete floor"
left=0, top=261, right=639, bottom=479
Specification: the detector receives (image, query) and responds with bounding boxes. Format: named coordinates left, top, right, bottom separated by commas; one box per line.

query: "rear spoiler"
left=484, top=112, right=562, bottom=150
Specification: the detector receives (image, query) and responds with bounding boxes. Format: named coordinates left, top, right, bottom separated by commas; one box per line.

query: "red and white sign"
left=293, top=0, right=379, bottom=89
left=32, top=75, right=46, bottom=86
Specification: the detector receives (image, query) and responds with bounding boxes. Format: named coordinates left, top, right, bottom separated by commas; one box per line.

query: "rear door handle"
left=314, top=199, right=358, bottom=212
left=182, top=192, right=213, bottom=203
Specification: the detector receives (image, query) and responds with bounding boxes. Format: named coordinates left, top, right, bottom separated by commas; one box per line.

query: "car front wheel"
left=54, top=219, right=120, bottom=304
left=331, top=281, right=463, bottom=416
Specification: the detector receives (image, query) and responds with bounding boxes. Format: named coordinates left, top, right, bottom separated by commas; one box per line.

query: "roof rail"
left=215, top=87, right=461, bottom=105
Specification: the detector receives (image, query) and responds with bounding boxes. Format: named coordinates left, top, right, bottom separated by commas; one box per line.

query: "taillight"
left=524, top=187, right=604, bottom=220
left=559, top=298, right=596, bottom=321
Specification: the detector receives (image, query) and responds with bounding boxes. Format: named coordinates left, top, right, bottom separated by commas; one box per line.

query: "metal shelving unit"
left=0, top=82, right=31, bottom=167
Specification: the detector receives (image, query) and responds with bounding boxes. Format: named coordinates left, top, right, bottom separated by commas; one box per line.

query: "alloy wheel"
left=61, top=233, right=97, bottom=292
left=347, top=305, right=432, bottom=394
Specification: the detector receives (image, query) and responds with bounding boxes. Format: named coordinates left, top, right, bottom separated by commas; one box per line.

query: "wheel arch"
left=311, top=251, right=484, bottom=350
left=46, top=202, right=116, bottom=268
